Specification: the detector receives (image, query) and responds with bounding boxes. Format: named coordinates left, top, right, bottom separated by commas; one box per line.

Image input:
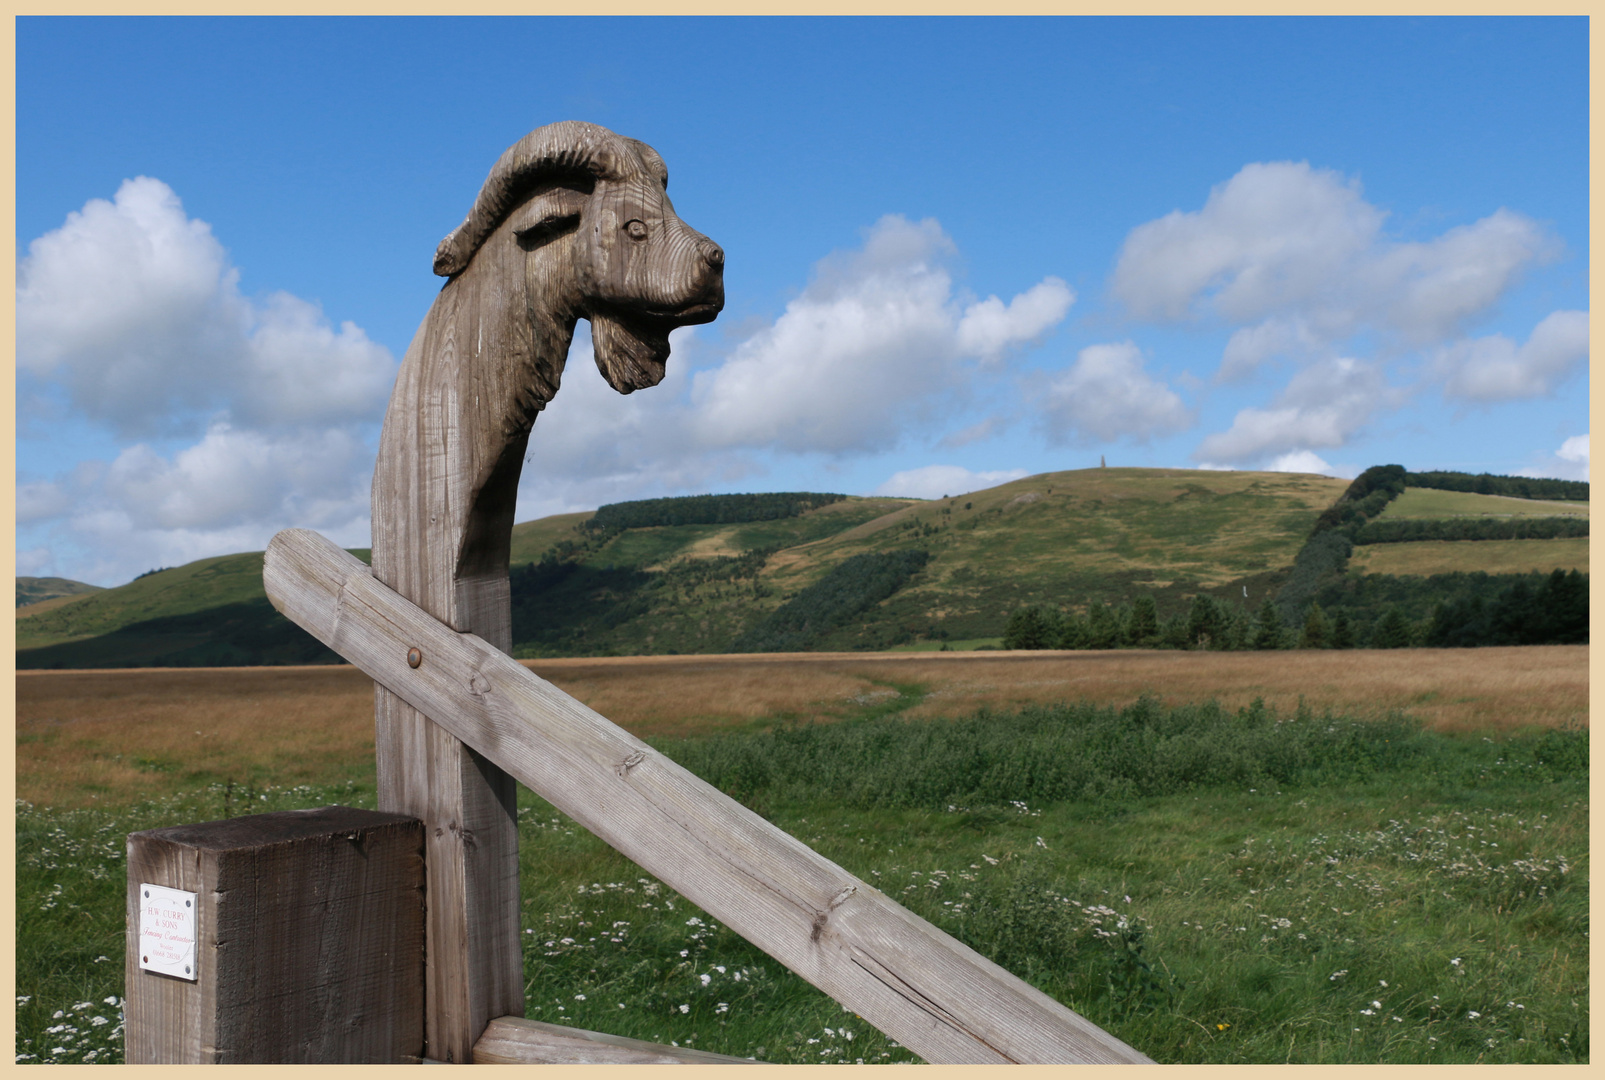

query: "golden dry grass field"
left=15, top=646, right=1586, bottom=809
left=1378, top=488, right=1589, bottom=519
left=1348, top=536, right=1590, bottom=576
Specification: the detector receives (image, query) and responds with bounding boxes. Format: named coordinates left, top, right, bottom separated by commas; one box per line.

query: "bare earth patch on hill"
left=16, top=646, right=1584, bottom=809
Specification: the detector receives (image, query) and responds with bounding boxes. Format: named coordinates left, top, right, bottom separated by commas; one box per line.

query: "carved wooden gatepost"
left=255, top=121, right=1151, bottom=1064
left=368, top=121, right=726, bottom=1062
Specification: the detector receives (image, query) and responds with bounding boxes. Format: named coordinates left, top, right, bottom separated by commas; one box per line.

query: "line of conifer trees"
left=1002, top=593, right=1383, bottom=652
left=583, top=492, right=846, bottom=536
left=1350, top=516, right=1588, bottom=544
left=1403, top=470, right=1589, bottom=502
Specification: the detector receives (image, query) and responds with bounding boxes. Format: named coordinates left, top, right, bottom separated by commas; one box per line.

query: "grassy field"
left=1379, top=489, right=1589, bottom=520
left=14, top=655, right=1588, bottom=1064
left=1349, top=537, right=1590, bottom=577
left=15, top=647, right=1587, bottom=809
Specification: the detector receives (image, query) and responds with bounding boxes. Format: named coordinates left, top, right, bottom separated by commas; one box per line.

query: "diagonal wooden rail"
left=264, top=527, right=1152, bottom=1064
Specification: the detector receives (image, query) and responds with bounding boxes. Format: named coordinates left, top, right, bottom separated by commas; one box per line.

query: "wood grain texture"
left=125, top=807, right=424, bottom=1064
left=265, top=528, right=1153, bottom=1064
left=474, top=1017, right=750, bottom=1064
left=369, top=121, right=724, bottom=1061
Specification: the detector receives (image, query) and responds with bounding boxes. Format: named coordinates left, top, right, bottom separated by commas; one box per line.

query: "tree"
left=1330, top=609, right=1355, bottom=649
left=1298, top=602, right=1330, bottom=649
left=1252, top=597, right=1284, bottom=650
left=1004, top=606, right=1050, bottom=650
left=1087, top=603, right=1122, bottom=649
left=1370, top=607, right=1414, bottom=649
left=1126, top=594, right=1160, bottom=647
left=1054, top=612, right=1090, bottom=650
left=1187, top=594, right=1228, bottom=650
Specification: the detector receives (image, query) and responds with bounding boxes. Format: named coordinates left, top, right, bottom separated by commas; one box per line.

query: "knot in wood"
left=615, top=751, right=647, bottom=778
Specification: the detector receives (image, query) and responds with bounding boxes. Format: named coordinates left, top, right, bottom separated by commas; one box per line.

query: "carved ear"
left=624, top=138, right=668, bottom=189
left=434, top=121, right=633, bottom=278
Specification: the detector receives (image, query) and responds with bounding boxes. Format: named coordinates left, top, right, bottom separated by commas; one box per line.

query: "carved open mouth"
left=588, top=283, right=724, bottom=393
left=589, top=312, right=673, bottom=394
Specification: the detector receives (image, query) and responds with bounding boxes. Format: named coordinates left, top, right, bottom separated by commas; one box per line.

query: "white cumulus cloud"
left=17, top=176, right=394, bottom=438
left=1515, top=433, right=1590, bottom=483
left=17, top=177, right=397, bottom=584
left=870, top=465, right=1028, bottom=500
left=1111, top=161, right=1554, bottom=351
left=1194, top=356, right=1400, bottom=467
left=689, top=215, right=1072, bottom=456
left=1435, top=310, right=1589, bottom=401
left=1040, top=341, right=1192, bottom=445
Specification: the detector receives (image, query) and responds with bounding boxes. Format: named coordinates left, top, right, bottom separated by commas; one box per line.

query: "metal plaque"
left=138, top=883, right=197, bottom=981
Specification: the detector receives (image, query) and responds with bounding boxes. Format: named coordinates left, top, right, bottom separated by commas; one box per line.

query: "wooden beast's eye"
left=624, top=219, right=648, bottom=241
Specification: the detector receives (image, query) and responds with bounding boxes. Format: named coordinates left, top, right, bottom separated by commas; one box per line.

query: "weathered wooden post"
left=124, top=807, right=425, bottom=1063
left=369, top=120, right=724, bottom=1062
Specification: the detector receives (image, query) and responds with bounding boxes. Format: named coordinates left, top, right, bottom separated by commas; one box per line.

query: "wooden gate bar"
left=264, top=527, right=1152, bottom=1065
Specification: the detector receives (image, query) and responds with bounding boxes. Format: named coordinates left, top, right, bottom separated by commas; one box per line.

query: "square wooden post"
left=124, top=806, right=425, bottom=1063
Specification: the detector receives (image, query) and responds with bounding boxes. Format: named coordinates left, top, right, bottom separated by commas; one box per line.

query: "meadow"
left=1348, top=538, right=1590, bottom=577
left=14, top=648, right=1589, bottom=1064
left=1377, top=489, right=1589, bottom=521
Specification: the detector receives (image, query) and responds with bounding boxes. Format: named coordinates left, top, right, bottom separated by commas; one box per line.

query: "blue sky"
left=16, top=16, right=1590, bottom=587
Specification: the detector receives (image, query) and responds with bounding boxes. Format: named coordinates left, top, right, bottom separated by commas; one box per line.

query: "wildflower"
left=574, top=994, right=586, bottom=1001
left=1216, top=1023, right=1230, bottom=1031
left=1450, top=957, right=1462, bottom=967
left=1467, top=1011, right=1481, bottom=1019
left=700, top=974, right=712, bottom=987
left=679, top=1004, right=690, bottom=1014
left=1371, top=1001, right=1382, bottom=1009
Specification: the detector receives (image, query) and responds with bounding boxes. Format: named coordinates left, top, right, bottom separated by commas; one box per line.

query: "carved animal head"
left=432, top=121, right=724, bottom=395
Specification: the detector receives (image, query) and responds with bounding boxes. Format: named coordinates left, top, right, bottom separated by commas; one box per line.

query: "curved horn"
left=432, top=120, right=638, bottom=277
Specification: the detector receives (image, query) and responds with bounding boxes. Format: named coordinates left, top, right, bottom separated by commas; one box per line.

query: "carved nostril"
left=702, top=242, right=725, bottom=269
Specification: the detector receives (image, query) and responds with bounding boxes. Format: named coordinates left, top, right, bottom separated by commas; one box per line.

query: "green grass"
left=14, top=697, right=1586, bottom=1064
left=1380, top=489, right=1589, bottom=520
left=16, top=577, right=103, bottom=610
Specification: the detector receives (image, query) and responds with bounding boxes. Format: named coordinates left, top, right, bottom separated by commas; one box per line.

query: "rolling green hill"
left=16, top=549, right=370, bottom=669
left=28, top=464, right=1577, bottom=668
left=16, top=577, right=103, bottom=610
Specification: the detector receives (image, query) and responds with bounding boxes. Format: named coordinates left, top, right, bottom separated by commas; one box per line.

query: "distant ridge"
left=25, top=465, right=1578, bottom=668
left=16, top=576, right=103, bottom=610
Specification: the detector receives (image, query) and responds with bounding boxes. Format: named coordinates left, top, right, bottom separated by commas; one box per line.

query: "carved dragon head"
left=432, top=120, right=724, bottom=395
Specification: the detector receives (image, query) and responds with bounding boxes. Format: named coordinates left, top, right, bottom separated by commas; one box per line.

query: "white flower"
left=679, top=1004, right=690, bottom=1014
left=700, top=974, right=712, bottom=987
left=1468, top=1011, right=1481, bottom=1019
left=574, top=994, right=586, bottom=1001
left=1450, top=957, right=1462, bottom=966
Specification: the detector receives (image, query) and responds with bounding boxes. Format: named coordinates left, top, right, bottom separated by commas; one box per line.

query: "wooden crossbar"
left=264, top=527, right=1152, bottom=1065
